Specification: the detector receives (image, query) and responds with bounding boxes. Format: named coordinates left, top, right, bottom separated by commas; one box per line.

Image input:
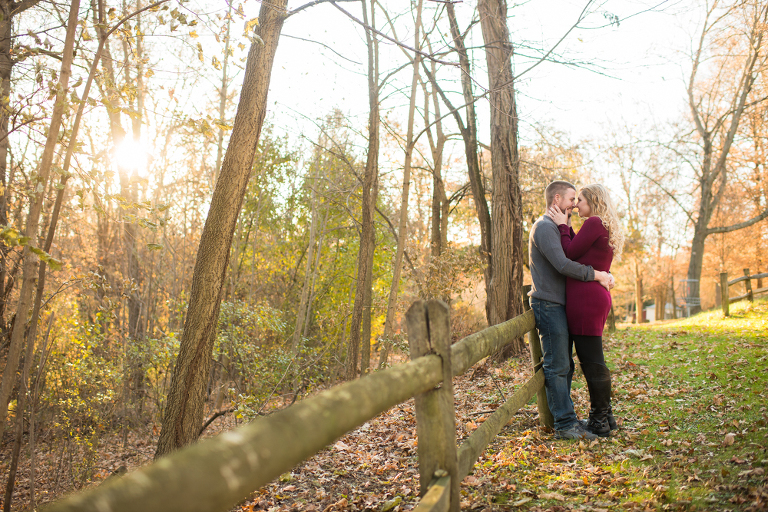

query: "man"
left=529, top=181, right=614, bottom=440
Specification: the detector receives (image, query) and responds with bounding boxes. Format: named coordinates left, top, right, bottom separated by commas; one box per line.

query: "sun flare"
left=113, top=138, right=150, bottom=176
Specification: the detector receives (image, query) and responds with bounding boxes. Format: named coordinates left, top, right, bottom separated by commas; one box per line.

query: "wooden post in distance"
left=720, top=272, right=729, bottom=317
left=744, top=269, right=754, bottom=303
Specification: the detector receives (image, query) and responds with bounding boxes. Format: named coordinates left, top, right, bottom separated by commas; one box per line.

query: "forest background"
left=0, top=0, right=767, bottom=509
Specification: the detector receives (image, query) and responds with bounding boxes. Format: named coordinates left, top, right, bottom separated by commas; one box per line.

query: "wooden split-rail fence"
left=44, top=289, right=552, bottom=512
left=719, top=268, right=768, bottom=317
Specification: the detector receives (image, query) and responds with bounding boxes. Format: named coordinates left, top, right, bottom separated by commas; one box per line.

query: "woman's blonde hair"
left=580, top=184, right=624, bottom=259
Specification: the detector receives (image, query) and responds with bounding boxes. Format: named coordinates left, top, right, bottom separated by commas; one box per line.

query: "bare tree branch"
left=282, top=34, right=362, bottom=65
left=630, top=167, right=695, bottom=226
left=329, top=1, right=457, bottom=66
left=707, top=208, right=768, bottom=235
left=284, top=0, right=357, bottom=19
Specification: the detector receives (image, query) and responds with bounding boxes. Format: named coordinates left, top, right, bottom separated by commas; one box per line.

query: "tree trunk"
left=0, top=0, right=41, bottom=344
left=377, top=0, right=422, bottom=373
left=346, top=0, right=379, bottom=380
left=446, top=3, right=492, bottom=304
left=28, top=313, right=53, bottom=510
left=293, top=157, right=321, bottom=353
left=94, top=0, right=142, bottom=438
left=155, top=0, right=287, bottom=458
left=0, top=0, right=79, bottom=435
left=302, top=206, right=328, bottom=339
left=685, top=221, right=708, bottom=315
left=424, top=62, right=447, bottom=264
left=0, top=0, right=13, bottom=342
left=127, top=0, right=146, bottom=407
left=3, top=312, right=52, bottom=512
left=670, top=274, right=677, bottom=319
left=214, top=3, right=233, bottom=186
left=3, top=310, right=37, bottom=512
left=360, top=218, right=375, bottom=374
left=655, top=286, right=666, bottom=321
left=478, top=0, right=525, bottom=356
left=635, top=276, right=643, bottom=324
left=683, top=3, right=768, bottom=310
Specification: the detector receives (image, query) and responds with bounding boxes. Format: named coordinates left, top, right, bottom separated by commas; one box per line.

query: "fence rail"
left=43, top=293, right=549, bottom=512
left=720, top=269, right=768, bottom=316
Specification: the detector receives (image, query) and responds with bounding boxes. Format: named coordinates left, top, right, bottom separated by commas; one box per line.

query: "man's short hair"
left=544, top=180, right=576, bottom=206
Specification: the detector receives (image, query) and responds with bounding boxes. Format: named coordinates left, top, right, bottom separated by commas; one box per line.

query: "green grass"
left=461, top=298, right=768, bottom=511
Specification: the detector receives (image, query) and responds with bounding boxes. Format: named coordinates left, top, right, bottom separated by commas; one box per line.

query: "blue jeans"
left=531, top=298, right=578, bottom=431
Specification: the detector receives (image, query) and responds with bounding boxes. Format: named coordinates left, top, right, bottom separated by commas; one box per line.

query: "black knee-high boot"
left=581, top=362, right=614, bottom=437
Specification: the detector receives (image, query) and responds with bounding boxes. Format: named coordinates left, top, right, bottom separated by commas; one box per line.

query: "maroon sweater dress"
left=557, top=216, right=614, bottom=336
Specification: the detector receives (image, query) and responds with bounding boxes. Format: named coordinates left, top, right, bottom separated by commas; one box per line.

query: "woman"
left=547, top=184, right=624, bottom=437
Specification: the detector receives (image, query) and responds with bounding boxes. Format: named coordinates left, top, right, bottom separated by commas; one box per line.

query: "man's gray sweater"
left=529, top=215, right=594, bottom=305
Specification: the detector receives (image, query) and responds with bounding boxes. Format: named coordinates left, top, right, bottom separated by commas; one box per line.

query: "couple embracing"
left=528, top=181, right=625, bottom=440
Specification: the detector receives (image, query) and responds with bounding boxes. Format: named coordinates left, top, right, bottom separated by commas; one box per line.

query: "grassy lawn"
left=461, top=298, right=768, bottom=511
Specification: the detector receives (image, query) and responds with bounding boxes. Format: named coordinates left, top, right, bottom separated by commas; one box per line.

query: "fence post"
left=407, top=300, right=459, bottom=512
left=720, top=272, right=729, bottom=317
left=522, top=286, right=554, bottom=429
left=607, top=304, right=616, bottom=332
left=744, top=268, right=754, bottom=303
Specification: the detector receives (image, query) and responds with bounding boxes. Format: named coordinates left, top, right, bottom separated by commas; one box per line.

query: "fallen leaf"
left=333, top=441, right=349, bottom=451
left=512, top=497, right=532, bottom=506
left=380, top=496, right=401, bottom=512
left=463, top=475, right=480, bottom=486
left=540, top=492, right=565, bottom=501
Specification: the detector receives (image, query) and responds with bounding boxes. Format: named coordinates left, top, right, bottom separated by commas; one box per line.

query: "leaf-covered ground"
left=449, top=298, right=768, bottom=512
left=239, top=299, right=768, bottom=512
left=3, top=300, right=767, bottom=511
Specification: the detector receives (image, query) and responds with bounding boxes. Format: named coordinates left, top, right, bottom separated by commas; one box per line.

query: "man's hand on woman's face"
left=546, top=206, right=569, bottom=226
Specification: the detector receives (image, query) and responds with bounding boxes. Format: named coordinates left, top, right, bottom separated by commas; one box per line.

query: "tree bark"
left=670, top=274, right=677, bottom=319
left=0, top=0, right=80, bottom=436
left=346, top=0, right=379, bottom=379
left=424, top=64, right=447, bottom=263
left=655, top=286, right=665, bottom=321
left=478, top=0, right=525, bottom=356
left=213, top=3, right=233, bottom=186
left=3, top=312, right=52, bottom=512
left=293, top=156, right=321, bottom=353
left=155, top=0, right=287, bottom=457
left=360, top=220, right=375, bottom=374
left=446, top=3, right=492, bottom=305
left=0, top=0, right=41, bottom=343
left=377, top=0, right=422, bottom=372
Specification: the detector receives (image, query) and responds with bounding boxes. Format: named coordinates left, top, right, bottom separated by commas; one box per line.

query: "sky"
left=238, top=0, right=701, bottom=153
